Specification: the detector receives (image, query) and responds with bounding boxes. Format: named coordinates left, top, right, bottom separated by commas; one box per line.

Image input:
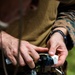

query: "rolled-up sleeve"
left=58, top=0, right=75, bottom=4
left=51, top=10, right=75, bottom=50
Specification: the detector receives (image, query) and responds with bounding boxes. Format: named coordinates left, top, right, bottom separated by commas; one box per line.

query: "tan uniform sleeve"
left=51, top=10, right=75, bottom=50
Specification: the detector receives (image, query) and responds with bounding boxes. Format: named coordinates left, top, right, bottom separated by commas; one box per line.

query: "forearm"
left=0, top=20, right=8, bottom=48
left=0, top=31, right=14, bottom=48
left=57, top=0, right=75, bottom=4
left=51, top=11, right=75, bottom=50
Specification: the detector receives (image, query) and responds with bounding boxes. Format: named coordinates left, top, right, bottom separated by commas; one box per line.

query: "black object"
left=36, top=53, right=54, bottom=66
left=50, top=30, right=67, bottom=44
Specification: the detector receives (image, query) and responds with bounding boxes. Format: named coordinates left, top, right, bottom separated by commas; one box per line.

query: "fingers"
left=6, top=44, right=41, bottom=68
left=47, top=38, right=68, bottom=67
left=52, top=48, right=68, bottom=67
left=57, top=55, right=67, bottom=67
left=31, top=44, right=48, bottom=52
left=5, top=47, right=17, bottom=65
left=48, top=43, right=57, bottom=56
left=47, top=36, right=58, bottom=56
left=17, top=54, right=25, bottom=66
left=57, top=49, right=68, bottom=67
left=7, top=50, right=25, bottom=66
left=36, top=47, right=48, bottom=52
left=28, top=47, right=40, bottom=63
left=8, top=54, right=17, bottom=65
left=53, top=54, right=67, bottom=67
left=7, top=48, right=36, bottom=68
left=21, top=48, right=35, bottom=69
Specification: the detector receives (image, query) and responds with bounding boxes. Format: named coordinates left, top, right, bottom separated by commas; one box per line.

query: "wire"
left=13, top=0, right=23, bottom=75
left=0, top=0, right=23, bottom=75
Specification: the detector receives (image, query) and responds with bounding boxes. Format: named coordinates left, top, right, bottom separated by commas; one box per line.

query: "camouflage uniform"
left=53, top=3, right=75, bottom=48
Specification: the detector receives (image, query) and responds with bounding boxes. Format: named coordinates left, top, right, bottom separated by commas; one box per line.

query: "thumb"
left=49, top=45, right=57, bottom=56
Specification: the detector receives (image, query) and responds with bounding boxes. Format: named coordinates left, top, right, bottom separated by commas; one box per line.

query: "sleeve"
left=51, top=10, right=75, bottom=50
left=0, top=21, right=8, bottom=30
left=58, top=0, right=75, bottom=4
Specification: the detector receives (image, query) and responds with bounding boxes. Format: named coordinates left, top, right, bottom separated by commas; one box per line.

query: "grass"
left=67, top=47, right=75, bottom=75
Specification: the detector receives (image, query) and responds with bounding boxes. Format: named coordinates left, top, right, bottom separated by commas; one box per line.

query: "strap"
left=50, top=30, right=67, bottom=44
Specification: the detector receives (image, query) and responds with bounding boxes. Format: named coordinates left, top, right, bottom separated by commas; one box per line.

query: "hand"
left=47, top=31, right=68, bottom=67
left=1, top=31, right=48, bottom=68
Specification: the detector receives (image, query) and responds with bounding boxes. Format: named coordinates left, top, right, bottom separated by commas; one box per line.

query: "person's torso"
left=6, top=0, right=59, bottom=47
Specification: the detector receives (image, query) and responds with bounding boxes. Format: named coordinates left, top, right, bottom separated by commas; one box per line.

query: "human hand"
left=1, top=31, right=48, bottom=68
left=47, top=31, right=68, bottom=67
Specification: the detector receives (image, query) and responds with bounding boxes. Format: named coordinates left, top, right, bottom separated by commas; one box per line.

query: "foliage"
left=67, top=47, right=75, bottom=75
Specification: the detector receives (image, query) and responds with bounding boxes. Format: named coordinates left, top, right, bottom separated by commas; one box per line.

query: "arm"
left=57, top=0, right=75, bottom=4
left=51, top=10, right=75, bottom=49
left=47, top=6, right=75, bottom=67
left=0, top=31, right=48, bottom=68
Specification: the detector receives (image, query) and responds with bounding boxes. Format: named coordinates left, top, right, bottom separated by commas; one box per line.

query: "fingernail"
left=49, top=52, right=54, bottom=55
left=50, top=52, right=54, bottom=54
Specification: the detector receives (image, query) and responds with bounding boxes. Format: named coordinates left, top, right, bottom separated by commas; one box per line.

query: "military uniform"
left=4, top=0, right=75, bottom=47
left=0, top=0, right=75, bottom=75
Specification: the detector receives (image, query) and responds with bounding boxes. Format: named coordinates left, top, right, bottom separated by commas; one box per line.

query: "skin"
left=1, top=31, right=48, bottom=68
left=47, top=27, right=68, bottom=67
left=0, top=27, right=68, bottom=68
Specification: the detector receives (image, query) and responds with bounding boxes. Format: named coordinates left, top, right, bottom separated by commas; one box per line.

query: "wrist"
left=53, top=27, right=68, bottom=35
left=50, top=29, right=67, bottom=44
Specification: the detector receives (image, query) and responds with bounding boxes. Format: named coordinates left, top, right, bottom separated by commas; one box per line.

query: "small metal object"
left=55, top=68, right=64, bottom=75
left=31, top=70, right=37, bottom=75
left=0, top=21, right=8, bottom=28
left=5, top=59, right=12, bottom=64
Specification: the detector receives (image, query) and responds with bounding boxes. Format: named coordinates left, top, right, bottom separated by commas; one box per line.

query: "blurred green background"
left=67, top=47, right=75, bottom=75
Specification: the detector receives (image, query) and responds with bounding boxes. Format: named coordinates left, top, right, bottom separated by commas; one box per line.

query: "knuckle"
left=20, top=63, right=25, bottom=66
left=26, top=58, right=33, bottom=63
left=35, top=55, right=40, bottom=61
left=12, top=50, right=17, bottom=55
left=7, top=53, right=12, bottom=58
